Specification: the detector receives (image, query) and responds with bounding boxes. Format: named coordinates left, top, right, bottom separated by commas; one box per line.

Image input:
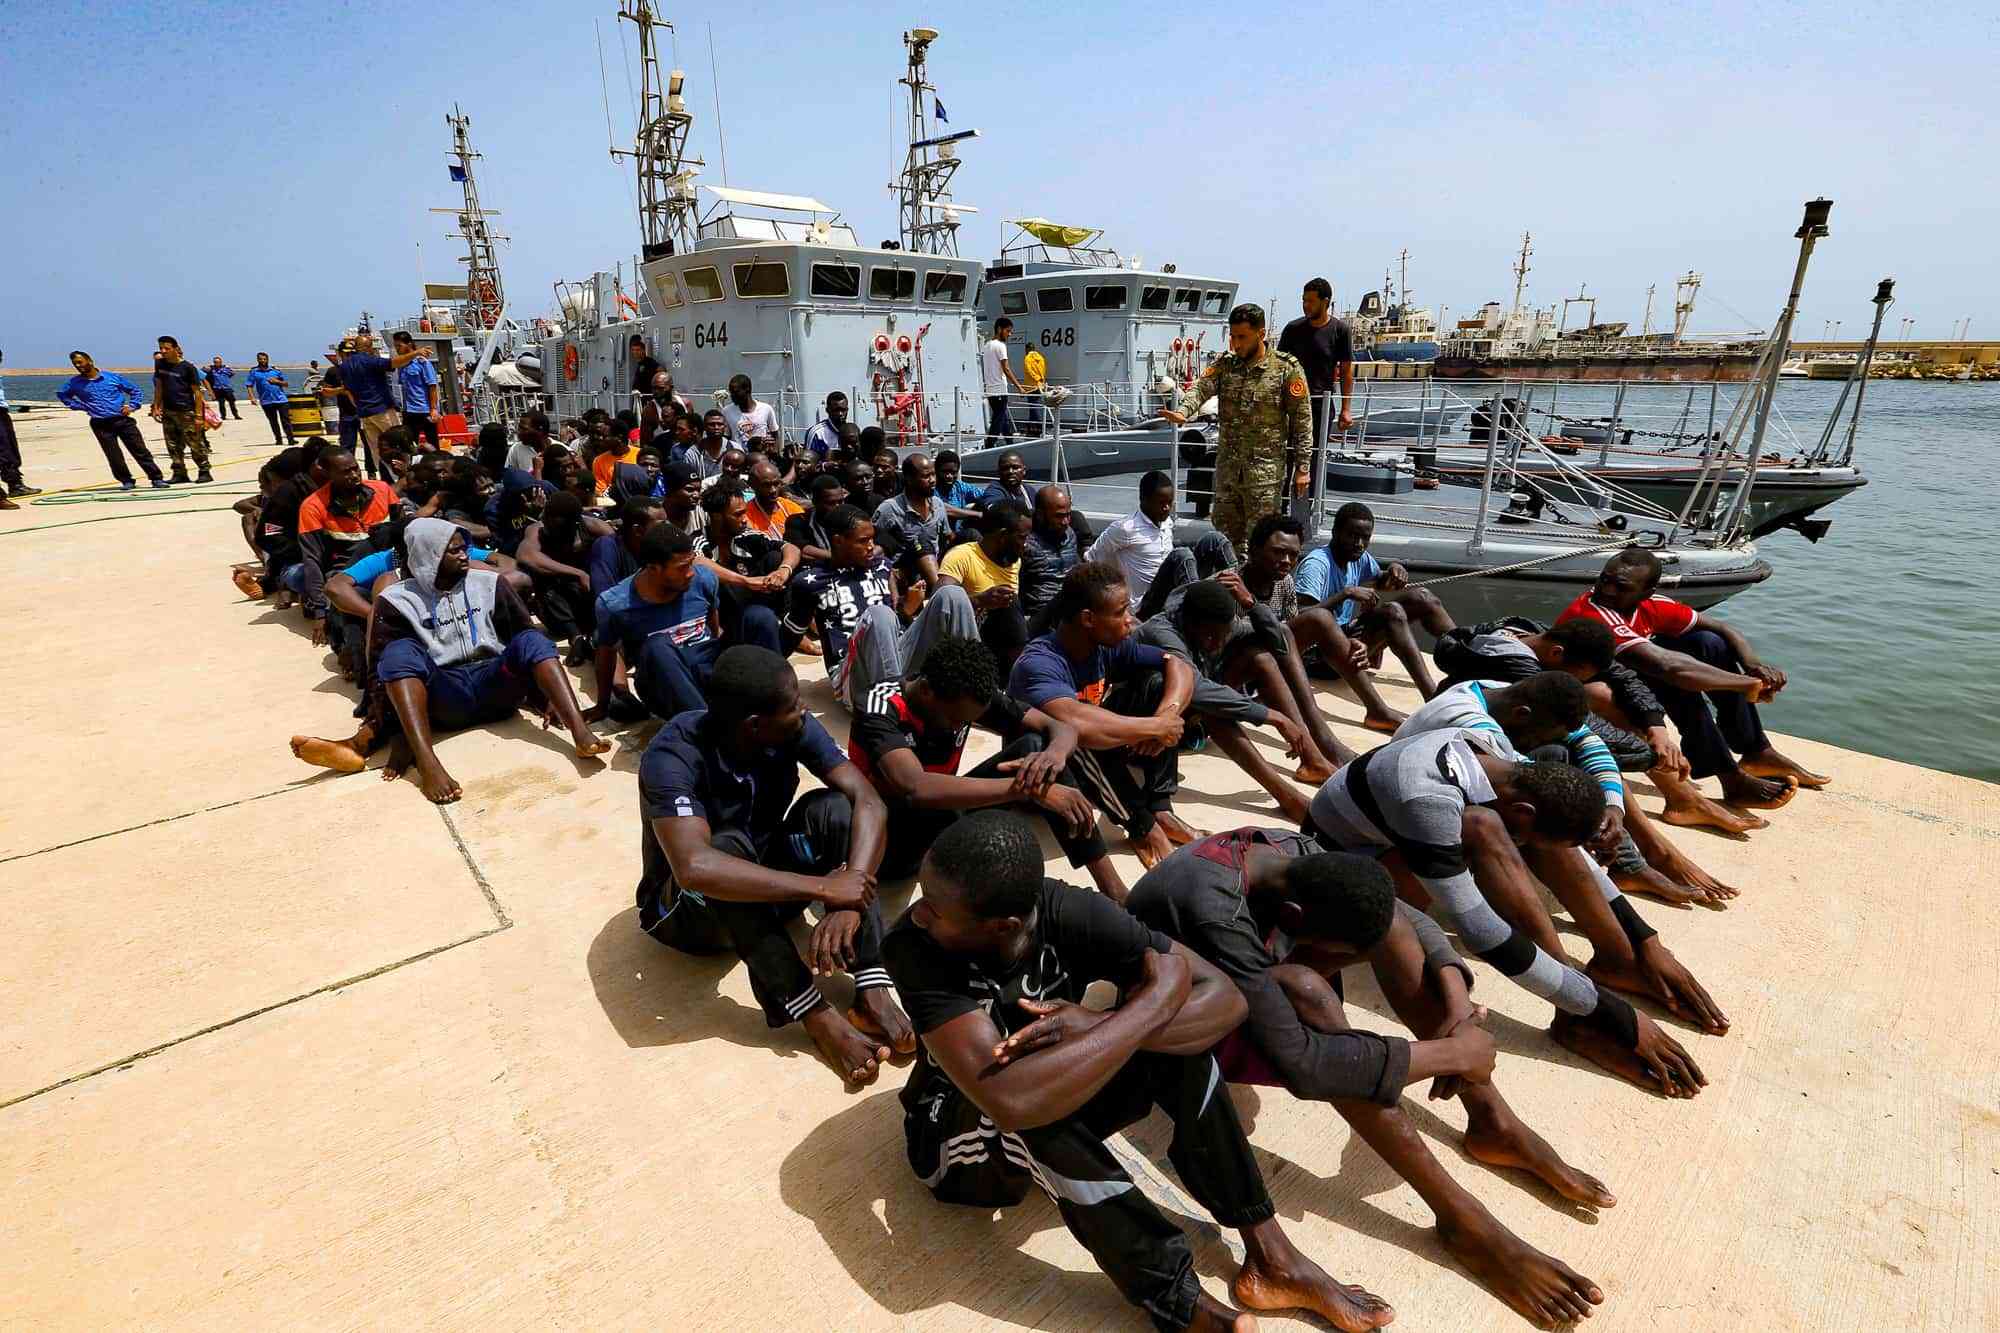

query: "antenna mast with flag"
left=891, top=27, right=978, bottom=255
left=440, top=105, right=507, bottom=330
left=612, top=0, right=702, bottom=258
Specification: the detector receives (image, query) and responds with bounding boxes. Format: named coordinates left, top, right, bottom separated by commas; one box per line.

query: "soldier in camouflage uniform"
left=1163, top=303, right=1310, bottom=557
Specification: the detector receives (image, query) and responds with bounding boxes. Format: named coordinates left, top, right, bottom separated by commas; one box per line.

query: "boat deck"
left=3, top=410, right=1995, bottom=1330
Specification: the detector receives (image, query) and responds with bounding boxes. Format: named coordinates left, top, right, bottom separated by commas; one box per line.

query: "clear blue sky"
left=2, top=0, right=1989, bottom=367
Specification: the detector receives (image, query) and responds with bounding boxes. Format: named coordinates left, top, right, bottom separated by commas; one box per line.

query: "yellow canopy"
left=1010, top=217, right=1102, bottom=248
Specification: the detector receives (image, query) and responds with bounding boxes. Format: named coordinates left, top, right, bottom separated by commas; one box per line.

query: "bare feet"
left=1464, top=1112, right=1616, bottom=1209
left=1742, top=748, right=1829, bottom=789
left=416, top=766, right=463, bottom=805
left=1611, top=864, right=1717, bottom=910
left=1233, top=1256, right=1394, bottom=1331
left=1658, top=792, right=1767, bottom=835
left=1155, top=811, right=1205, bottom=847
left=1437, top=1209, right=1603, bottom=1329
left=290, top=734, right=366, bottom=775
left=1187, top=1292, right=1260, bottom=1333
left=1361, top=710, right=1404, bottom=734
left=1293, top=757, right=1334, bottom=786
left=232, top=568, right=265, bottom=599
left=802, top=1004, right=888, bottom=1087
left=1550, top=1013, right=1696, bottom=1098
left=848, top=988, right=916, bottom=1056
left=574, top=733, right=612, bottom=760
left=1719, top=770, right=1798, bottom=811
left=1584, top=954, right=1729, bottom=1034
left=1651, top=850, right=1740, bottom=903
left=1133, top=825, right=1175, bottom=870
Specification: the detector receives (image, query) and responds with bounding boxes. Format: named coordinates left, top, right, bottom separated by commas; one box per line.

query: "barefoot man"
left=1310, top=730, right=1711, bottom=1097
left=289, top=519, right=609, bottom=799
left=639, top=644, right=913, bottom=1086
left=885, top=811, right=1395, bottom=1333
left=1293, top=502, right=1454, bottom=730
left=1129, top=830, right=1611, bottom=1329
left=1559, top=548, right=1827, bottom=817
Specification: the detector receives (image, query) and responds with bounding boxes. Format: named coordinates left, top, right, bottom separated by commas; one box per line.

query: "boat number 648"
left=1039, top=327, right=1075, bottom=347
left=693, top=321, right=729, bottom=349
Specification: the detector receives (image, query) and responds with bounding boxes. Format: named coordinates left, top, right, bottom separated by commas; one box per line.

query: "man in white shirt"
left=721, top=373, right=779, bottom=448
left=982, top=318, right=1024, bottom=447
left=1086, top=470, right=1239, bottom=616
left=801, top=391, right=850, bottom=458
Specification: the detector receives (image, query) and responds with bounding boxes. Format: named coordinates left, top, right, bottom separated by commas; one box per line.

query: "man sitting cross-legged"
left=1559, top=548, right=1826, bottom=822
left=1008, top=561, right=1202, bottom=871
left=1129, top=831, right=1612, bottom=1330
left=640, top=644, right=912, bottom=1085
left=1293, top=501, right=1454, bottom=729
left=1310, top=729, right=1714, bottom=1097
left=289, top=518, right=609, bottom=803
left=1432, top=616, right=1740, bottom=903
left=849, top=635, right=1128, bottom=901
left=884, top=811, right=1396, bottom=1333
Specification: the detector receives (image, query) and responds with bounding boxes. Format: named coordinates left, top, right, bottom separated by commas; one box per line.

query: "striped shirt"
left=1395, top=680, right=1624, bottom=801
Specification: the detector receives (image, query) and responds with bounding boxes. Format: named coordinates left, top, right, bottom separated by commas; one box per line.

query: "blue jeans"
left=633, top=633, right=722, bottom=720
left=376, top=630, right=557, bottom=732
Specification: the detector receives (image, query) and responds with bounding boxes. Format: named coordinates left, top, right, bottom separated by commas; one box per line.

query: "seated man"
left=784, top=505, right=979, bottom=712
left=1293, top=501, right=1453, bottom=727
left=1309, top=729, right=1712, bottom=1096
left=698, top=483, right=797, bottom=646
left=886, top=811, right=1396, bottom=1333
left=851, top=635, right=1126, bottom=899
left=931, top=448, right=985, bottom=534
left=871, top=452, right=954, bottom=590
left=937, top=499, right=1031, bottom=670
left=1086, top=469, right=1235, bottom=619
left=515, top=492, right=614, bottom=663
left=745, top=458, right=804, bottom=538
left=641, top=644, right=911, bottom=1085
left=974, top=449, right=1039, bottom=513
left=1129, top=832, right=1611, bottom=1328
left=298, top=447, right=399, bottom=642
left=1559, top=547, right=1824, bottom=813
left=1019, top=482, right=1093, bottom=630
left=782, top=472, right=848, bottom=566
left=1432, top=616, right=1740, bottom=900
left=1009, top=561, right=1200, bottom=870
left=592, top=525, right=764, bottom=721
left=1137, top=579, right=1328, bottom=820
left=588, top=497, right=665, bottom=601
left=289, top=518, right=608, bottom=802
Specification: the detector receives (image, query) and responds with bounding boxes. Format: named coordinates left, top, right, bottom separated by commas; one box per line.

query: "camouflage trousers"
left=1209, top=458, right=1284, bottom=558
left=159, top=408, right=211, bottom=472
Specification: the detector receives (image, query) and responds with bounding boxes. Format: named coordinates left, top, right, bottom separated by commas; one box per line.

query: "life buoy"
left=563, top=344, right=580, bottom=382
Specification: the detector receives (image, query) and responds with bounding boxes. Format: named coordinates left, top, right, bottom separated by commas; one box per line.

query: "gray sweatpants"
left=837, top=585, right=979, bottom=712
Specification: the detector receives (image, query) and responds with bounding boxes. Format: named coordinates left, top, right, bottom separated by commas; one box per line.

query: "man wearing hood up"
left=290, top=517, right=609, bottom=802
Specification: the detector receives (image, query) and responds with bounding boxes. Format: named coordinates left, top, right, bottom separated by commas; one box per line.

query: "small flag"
left=933, top=99, right=948, bottom=124
left=448, top=164, right=467, bottom=182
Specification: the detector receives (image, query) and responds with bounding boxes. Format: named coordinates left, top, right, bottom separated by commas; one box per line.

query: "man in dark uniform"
left=1278, top=277, right=1355, bottom=447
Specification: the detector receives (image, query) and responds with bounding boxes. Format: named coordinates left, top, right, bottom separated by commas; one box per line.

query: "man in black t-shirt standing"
left=883, top=812, right=1396, bottom=1333
left=150, top=335, right=212, bottom=483
left=1277, top=277, right=1354, bottom=447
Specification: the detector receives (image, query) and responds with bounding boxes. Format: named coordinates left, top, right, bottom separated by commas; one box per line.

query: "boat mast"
left=1641, top=283, right=1656, bottom=337
left=443, top=106, right=508, bottom=331
left=1510, top=232, right=1532, bottom=314
left=1397, top=248, right=1410, bottom=313
left=612, top=1, right=702, bottom=258
left=892, top=27, right=977, bottom=255
left=1672, top=271, right=1702, bottom=345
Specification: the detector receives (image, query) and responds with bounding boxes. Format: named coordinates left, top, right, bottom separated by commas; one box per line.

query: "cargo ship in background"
left=1433, top=233, right=1762, bottom=382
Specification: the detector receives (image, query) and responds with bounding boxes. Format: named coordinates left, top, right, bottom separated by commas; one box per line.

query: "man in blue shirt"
left=58, top=350, right=169, bottom=490
left=204, top=357, right=242, bottom=419
left=0, top=348, right=40, bottom=502
left=336, top=332, right=424, bottom=472
left=1293, top=500, right=1453, bottom=728
left=590, top=524, right=729, bottom=721
left=976, top=450, right=1040, bottom=513
left=800, top=390, right=850, bottom=458
left=390, top=330, right=442, bottom=448
left=244, top=352, right=294, bottom=445
left=1007, top=559, right=1199, bottom=876
left=638, top=643, right=910, bottom=1086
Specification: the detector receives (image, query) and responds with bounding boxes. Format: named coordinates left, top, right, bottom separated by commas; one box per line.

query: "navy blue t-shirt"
left=336, top=352, right=397, bottom=416
left=1007, top=632, right=1167, bottom=711
left=594, top=566, right=721, bottom=666
left=588, top=531, right=641, bottom=601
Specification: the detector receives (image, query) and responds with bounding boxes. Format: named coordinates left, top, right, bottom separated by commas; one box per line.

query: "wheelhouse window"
left=870, top=267, right=916, bottom=302
left=1036, top=286, right=1075, bottom=313
left=1202, top=290, right=1230, bottom=315
left=809, top=262, right=861, bottom=299
left=653, top=272, right=685, bottom=309
left=684, top=266, right=725, bottom=303
left=1171, top=287, right=1200, bottom=313
left=1140, top=285, right=1170, bottom=311
left=733, top=260, right=790, bottom=299
left=1000, top=291, right=1028, bottom=315
left=923, top=271, right=968, bottom=304
left=1085, top=284, right=1128, bottom=311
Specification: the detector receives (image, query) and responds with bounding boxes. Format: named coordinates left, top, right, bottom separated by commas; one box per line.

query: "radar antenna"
left=892, top=27, right=978, bottom=255
left=612, top=1, right=702, bottom=258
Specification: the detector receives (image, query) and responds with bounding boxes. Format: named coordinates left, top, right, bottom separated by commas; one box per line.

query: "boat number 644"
left=1039, top=327, right=1075, bottom=347
left=693, top=321, right=729, bottom=349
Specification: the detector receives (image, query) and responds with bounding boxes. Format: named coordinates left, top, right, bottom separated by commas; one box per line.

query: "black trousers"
left=879, top=733, right=1111, bottom=879
left=1646, top=629, right=1770, bottom=780
left=639, top=789, right=890, bottom=1027
left=261, top=401, right=295, bottom=444
left=87, top=415, right=163, bottom=484
left=402, top=411, right=440, bottom=447
left=529, top=569, right=595, bottom=643
left=1064, top=670, right=1180, bottom=841
left=978, top=602, right=1030, bottom=672
left=904, top=1049, right=1274, bottom=1332
left=213, top=387, right=241, bottom=418
left=0, top=407, right=21, bottom=485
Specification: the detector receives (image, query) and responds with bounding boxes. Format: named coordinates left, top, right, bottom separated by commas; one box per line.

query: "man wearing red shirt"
left=298, top=448, right=399, bottom=642
left=1559, top=549, right=1827, bottom=821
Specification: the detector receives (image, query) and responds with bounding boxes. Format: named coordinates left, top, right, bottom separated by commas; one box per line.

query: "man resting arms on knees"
left=291, top=518, right=608, bottom=802
left=886, top=811, right=1395, bottom=1333
left=1293, top=501, right=1454, bottom=727
left=1129, top=832, right=1610, bottom=1329
left=640, top=645, right=912, bottom=1084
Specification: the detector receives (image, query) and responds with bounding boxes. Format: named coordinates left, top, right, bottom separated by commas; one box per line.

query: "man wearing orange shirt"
left=298, top=448, right=399, bottom=644
left=745, top=458, right=804, bottom=538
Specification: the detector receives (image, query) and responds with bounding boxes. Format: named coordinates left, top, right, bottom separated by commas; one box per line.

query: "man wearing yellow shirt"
left=938, top=499, right=1032, bottom=670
